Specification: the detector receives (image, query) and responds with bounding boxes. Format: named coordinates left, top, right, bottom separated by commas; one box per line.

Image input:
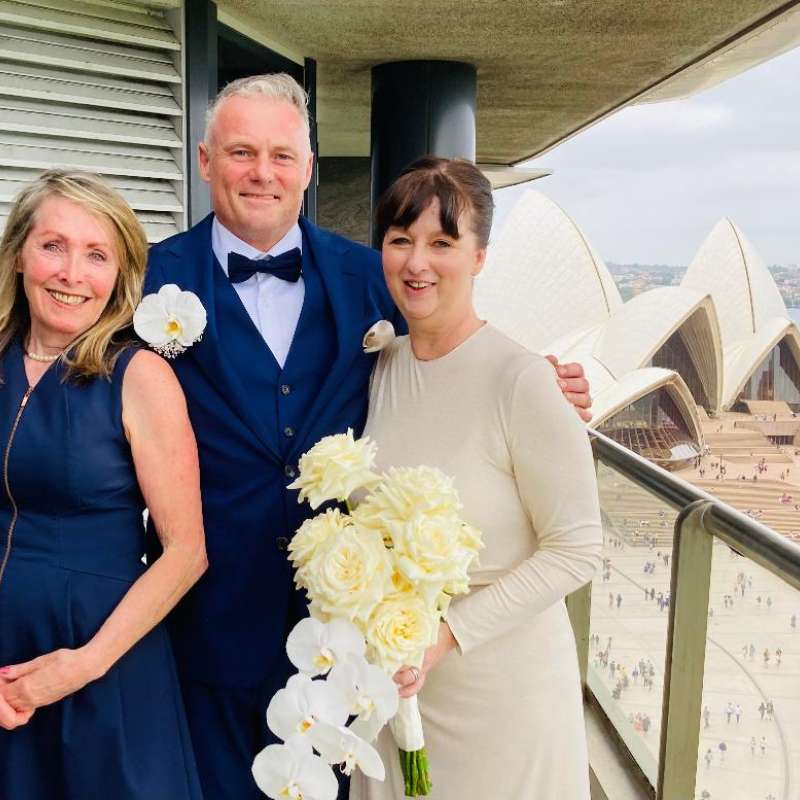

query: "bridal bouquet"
left=252, top=429, right=482, bottom=799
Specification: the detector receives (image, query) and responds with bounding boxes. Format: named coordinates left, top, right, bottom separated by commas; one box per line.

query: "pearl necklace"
left=25, top=349, right=62, bottom=363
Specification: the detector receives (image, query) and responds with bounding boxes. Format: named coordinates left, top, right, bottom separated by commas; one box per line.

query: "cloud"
left=493, top=46, right=800, bottom=266
left=605, top=101, right=734, bottom=135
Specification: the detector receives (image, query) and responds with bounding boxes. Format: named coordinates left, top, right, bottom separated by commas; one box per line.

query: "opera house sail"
left=682, top=218, right=800, bottom=412
left=477, top=191, right=800, bottom=470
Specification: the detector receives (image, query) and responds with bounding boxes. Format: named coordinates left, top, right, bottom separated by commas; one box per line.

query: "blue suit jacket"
left=144, top=214, right=402, bottom=688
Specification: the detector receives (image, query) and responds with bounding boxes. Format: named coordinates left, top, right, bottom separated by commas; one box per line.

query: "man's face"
left=199, top=95, right=314, bottom=251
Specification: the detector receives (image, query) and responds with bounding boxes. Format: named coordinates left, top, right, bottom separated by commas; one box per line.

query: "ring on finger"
left=409, top=666, right=421, bottom=684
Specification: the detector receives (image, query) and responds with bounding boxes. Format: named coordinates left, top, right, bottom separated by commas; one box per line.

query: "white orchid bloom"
left=347, top=713, right=384, bottom=745
left=266, top=673, right=350, bottom=743
left=328, top=654, right=398, bottom=734
left=252, top=742, right=338, bottom=800
left=286, top=617, right=366, bottom=677
left=133, top=284, right=206, bottom=358
left=311, top=721, right=386, bottom=780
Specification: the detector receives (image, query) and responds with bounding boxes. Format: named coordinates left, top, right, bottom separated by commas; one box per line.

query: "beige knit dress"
left=350, top=324, right=602, bottom=800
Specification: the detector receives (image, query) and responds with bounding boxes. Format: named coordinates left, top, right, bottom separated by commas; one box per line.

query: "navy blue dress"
left=0, top=340, right=203, bottom=800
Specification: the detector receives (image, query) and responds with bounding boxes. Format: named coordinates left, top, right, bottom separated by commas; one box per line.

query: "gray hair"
left=204, top=73, right=310, bottom=145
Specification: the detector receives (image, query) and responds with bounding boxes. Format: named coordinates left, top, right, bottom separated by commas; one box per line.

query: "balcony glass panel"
left=589, top=460, right=678, bottom=785
left=695, top=538, right=798, bottom=800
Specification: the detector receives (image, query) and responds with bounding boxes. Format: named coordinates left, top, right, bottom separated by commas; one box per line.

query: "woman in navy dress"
left=0, top=170, right=206, bottom=799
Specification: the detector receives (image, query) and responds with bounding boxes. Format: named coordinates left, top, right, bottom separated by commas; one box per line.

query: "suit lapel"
left=157, top=215, right=282, bottom=464
left=291, top=218, right=365, bottom=455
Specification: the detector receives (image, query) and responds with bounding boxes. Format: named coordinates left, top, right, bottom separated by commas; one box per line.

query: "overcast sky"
left=492, top=45, right=800, bottom=267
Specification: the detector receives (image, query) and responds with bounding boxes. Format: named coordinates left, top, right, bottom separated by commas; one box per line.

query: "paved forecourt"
left=589, top=514, right=800, bottom=800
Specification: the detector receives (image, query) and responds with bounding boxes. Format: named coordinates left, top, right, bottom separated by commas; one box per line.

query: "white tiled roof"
left=588, top=367, right=704, bottom=445
left=592, top=286, right=722, bottom=410
left=478, top=190, right=800, bottom=440
left=475, top=189, right=621, bottom=354
left=682, top=217, right=798, bottom=408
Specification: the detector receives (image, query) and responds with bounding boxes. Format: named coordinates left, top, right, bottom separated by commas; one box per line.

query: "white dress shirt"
left=212, top=218, right=304, bottom=368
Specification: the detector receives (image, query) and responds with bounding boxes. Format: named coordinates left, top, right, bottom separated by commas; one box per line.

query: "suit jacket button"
left=284, top=426, right=295, bottom=438
left=276, top=536, right=289, bottom=551
left=280, top=384, right=291, bottom=395
left=285, top=464, right=297, bottom=478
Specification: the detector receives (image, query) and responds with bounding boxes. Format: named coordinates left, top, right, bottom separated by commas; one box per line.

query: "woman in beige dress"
left=350, top=158, right=602, bottom=800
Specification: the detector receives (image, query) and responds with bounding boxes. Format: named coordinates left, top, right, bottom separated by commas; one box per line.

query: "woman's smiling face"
left=381, top=198, right=486, bottom=332
left=19, top=195, right=120, bottom=347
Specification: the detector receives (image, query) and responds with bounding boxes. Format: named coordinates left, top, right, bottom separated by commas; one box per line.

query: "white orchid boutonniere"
left=362, top=320, right=395, bottom=354
left=133, top=284, right=207, bottom=359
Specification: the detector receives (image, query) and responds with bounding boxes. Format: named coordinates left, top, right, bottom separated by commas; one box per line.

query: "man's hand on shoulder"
left=545, top=354, right=592, bottom=423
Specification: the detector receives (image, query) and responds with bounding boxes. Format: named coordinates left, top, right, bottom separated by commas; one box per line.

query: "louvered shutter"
left=0, top=0, right=185, bottom=243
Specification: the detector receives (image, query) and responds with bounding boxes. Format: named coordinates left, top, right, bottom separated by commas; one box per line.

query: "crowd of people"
left=595, top=469, right=798, bottom=800
left=589, top=635, right=659, bottom=701
left=703, top=733, right=770, bottom=766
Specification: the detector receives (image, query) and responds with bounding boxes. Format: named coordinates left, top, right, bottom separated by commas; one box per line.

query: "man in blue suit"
left=145, top=74, right=591, bottom=799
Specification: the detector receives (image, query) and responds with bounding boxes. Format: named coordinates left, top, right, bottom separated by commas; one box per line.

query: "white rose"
left=304, top=527, right=392, bottom=624
left=388, top=558, right=415, bottom=595
left=446, top=522, right=485, bottom=594
left=459, top=521, right=485, bottom=558
left=441, top=575, right=470, bottom=598
left=365, top=591, right=439, bottom=672
left=288, top=429, right=381, bottom=510
left=392, top=514, right=470, bottom=599
left=289, top=508, right=352, bottom=573
left=434, top=590, right=454, bottom=618
left=354, top=466, right=462, bottom=536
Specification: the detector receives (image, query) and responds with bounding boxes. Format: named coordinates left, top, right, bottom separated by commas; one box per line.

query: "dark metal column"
left=185, top=0, right=217, bottom=225
left=369, top=61, right=476, bottom=246
left=303, top=57, right=318, bottom=224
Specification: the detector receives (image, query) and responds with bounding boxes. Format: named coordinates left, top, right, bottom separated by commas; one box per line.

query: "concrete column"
left=303, top=57, right=318, bottom=224
left=369, top=61, right=476, bottom=246
left=184, top=0, right=217, bottom=226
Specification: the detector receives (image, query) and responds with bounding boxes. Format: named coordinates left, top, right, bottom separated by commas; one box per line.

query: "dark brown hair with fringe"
left=375, top=157, right=494, bottom=248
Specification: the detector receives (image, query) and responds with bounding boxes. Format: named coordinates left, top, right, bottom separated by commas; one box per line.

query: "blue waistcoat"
left=144, top=215, right=403, bottom=688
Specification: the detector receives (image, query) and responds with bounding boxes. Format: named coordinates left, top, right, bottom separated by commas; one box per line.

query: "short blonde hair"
left=0, top=169, right=148, bottom=379
left=205, top=72, right=310, bottom=145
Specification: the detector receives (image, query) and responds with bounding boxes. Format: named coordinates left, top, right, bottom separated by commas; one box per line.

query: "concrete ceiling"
left=218, top=1, right=799, bottom=163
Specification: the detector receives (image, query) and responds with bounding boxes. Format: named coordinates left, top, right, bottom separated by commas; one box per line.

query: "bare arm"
left=1, top=350, right=206, bottom=715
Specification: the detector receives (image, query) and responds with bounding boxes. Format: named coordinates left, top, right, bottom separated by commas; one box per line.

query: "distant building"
left=476, top=192, right=800, bottom=469
left=683, top=219, right=800, bottom=411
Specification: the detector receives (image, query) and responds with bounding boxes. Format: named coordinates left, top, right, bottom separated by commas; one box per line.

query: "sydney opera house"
left=476, top=191, right=800, bottom=469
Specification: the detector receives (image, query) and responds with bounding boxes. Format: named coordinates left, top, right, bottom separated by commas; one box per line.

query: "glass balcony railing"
left=588, top=461, right=678, bottom=786
left=694, top=540, right=793, bottom=800
left=570, top=431, right=800, bottom=800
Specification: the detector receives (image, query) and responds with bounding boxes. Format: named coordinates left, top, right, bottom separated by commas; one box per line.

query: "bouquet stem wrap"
left=390, top=697, right=431, bottom=796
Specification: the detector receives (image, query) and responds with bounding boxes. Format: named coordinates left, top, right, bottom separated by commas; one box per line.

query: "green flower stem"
left=398, top=748, right=432, bottom=797
left=420, top=750, right=431, bottom=793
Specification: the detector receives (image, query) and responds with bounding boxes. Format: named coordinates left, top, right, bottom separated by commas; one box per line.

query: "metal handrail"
left=585, top=429, right=800, bottom=799
left=589, top=430, right=800, bottom=588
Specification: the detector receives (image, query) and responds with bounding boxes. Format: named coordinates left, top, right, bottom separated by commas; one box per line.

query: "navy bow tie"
left=227, top=248, right=302, bottom=284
